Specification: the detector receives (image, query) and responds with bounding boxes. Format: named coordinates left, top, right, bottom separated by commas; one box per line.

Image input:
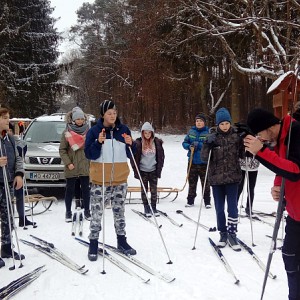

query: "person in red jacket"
left=245, top=108, right=300, bottom=300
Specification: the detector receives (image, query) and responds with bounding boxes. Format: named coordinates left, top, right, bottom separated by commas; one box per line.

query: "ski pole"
left=127, top=137, right=173, bottom=264
left=192, top=148, right=212, bottom=250
left=245, top=157, right=256, bottom=247
left=101, top=128, right=106, bottom=274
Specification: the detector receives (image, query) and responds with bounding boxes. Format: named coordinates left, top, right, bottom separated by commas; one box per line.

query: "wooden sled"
left=13, top=194, right=57, bottom=215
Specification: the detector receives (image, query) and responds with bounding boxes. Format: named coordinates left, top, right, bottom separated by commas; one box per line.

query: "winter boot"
left=144, top=204, right=151, bottom=217
left=185, top=197, right=194, bottom=208
left=65, top=211, right=72, bottom=223
left=84, top=210, right=91, bottom=221
left=217, top=232, right=228, bottom=248
left=88, top=239, right=98, bottom=261
left=1, top=244, right=25, bottom=260
left=228, top=233, right=241, bottom=252
left=19, top=217, right=37, bottom=227
left=0, top=257, right=4, bottom=268
left=151, top=204, right=160, bottom=217
left=117, top=235, right=137, bottom=256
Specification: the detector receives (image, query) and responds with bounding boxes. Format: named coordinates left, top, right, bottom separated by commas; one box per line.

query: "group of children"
left=59, top=102, right=260, bottom=260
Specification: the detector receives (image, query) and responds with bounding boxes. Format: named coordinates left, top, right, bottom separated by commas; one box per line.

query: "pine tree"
left=0, top=0, right=60, bottom=117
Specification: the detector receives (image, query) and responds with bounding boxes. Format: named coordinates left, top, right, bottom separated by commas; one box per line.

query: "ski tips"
left=209, top=227, right=217, bottom=232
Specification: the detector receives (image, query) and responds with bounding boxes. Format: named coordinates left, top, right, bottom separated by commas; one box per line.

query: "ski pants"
left=0, top=185, right=14, bottom=246
left=237, top=170, right=258, bottom=212
left=212, top=183, right=239, bottom=234
left=187, top=164, right=211, bottom=206
left=89, top=183, right=127, bottom=240
left=282, top=216, right=300, bottom=300
left=140, top=170, right=158, bottom=206
left=64, top=176, right=90, bottom=213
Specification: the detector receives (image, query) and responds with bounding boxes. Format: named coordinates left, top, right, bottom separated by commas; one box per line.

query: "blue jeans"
left=212, top=183, right=239, bottom=233
left=65, top=176, right=90, bottom=212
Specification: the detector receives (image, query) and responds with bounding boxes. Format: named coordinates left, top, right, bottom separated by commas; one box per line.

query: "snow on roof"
left=35, top=114, right=66, bottom=122
left=267, top=71, right=294, bottom=94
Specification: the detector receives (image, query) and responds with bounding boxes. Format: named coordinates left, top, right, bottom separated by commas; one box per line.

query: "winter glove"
left=190, top=141, right=199, bottom=151
left=234, top=122, right=254, bottom=138
left=205, top=134, right=216, bottom=148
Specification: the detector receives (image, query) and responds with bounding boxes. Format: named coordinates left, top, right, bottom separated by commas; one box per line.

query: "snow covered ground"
left=1, top=133, right=288, bottom=300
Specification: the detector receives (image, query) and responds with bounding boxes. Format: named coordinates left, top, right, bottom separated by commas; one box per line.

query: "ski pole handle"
left=98, top=128, right=106, bottom=144
left=122, top=133, right=132, bottom=146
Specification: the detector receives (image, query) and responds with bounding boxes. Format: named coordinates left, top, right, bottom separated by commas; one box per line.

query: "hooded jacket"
left=201, top=126, right=242, bottom=185
left=59, top=111, right=90, bottom=178
left=130, top=122, right=165, bottom=179
left=85, top=117, right=135, bottom=186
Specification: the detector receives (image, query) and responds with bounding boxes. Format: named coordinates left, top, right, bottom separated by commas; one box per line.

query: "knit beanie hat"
left=72, top=107, right=84, bottom=121
left=195, top=114, right=206, bottom=123
left=100, top=100, right=116, bottom=117
left=216, top=107, right=232, bottom=125
left=141, top=122, right=154, bottom=133
left=247, top=108, right=280, bottom=134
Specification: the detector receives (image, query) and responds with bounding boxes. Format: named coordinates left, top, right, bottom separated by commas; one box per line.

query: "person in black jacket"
left=201, top=107, right=243, bottom=251
left=130, top=122, right=165, bottom=217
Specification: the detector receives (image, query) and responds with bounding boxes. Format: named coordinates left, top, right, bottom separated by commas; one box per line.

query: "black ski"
left=176, top=210, right=216, bottom=232
left=76, top=238, right=150, bottom=283
left=21, top=237, right=88, bottom=275
left=208, top=238, right=240, bottom=284
left=71, top=212, right=77, bottom=236
left=236, top=238, right=276, bottom=279
left=78, top=212, right=83, bottom=236
left=0, top=265, right=45, bottom=299
left=157, top=210, right=183, bottom=227
left=132, top=209, right=162, bottom=228
left=93, top=239, right=175, bottom=283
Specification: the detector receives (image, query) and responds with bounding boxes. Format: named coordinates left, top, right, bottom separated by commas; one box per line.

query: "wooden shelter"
left=267, top=71, right=300, bottom=118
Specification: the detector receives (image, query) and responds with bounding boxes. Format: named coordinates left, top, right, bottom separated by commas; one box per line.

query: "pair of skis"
left=209, top=237, right=276, bottom=284
left=72, top=209, right=84, bottom=236
left=132, top=209, right=183, bottom=228
left=76, top=238, right=175, bottom=283
left=0, top=265, right=46, bottom=299
left=20, top=235, right=88, bottom=275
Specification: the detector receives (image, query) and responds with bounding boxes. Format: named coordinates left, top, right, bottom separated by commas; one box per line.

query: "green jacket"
left=59, top=112, right=90, bottom=178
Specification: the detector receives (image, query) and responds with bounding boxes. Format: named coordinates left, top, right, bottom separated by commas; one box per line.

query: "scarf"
left=65, top=123, right=88, bottom=151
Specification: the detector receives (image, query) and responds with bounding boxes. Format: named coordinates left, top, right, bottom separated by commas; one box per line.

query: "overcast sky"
left=49, top=0, right=94, bottom=54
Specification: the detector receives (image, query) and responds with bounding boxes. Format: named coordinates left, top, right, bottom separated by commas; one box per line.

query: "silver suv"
left=22, top=113, right=95, bottom=189
left=23, top=114, right=67, bottom=188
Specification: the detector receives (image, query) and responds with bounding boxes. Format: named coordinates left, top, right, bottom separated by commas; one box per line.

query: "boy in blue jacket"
left=182, top=114, right=211, bottom=208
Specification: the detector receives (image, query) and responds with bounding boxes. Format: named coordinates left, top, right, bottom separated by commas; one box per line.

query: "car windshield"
left=24, top=121, right=66, bottom=143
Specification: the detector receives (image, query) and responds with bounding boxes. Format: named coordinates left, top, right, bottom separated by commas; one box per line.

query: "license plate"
left=29, top=172, right=60, bottom=180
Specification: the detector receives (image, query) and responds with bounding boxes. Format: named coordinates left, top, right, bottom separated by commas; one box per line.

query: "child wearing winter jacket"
left=59, top=107, right=91, bottom=222
left=130, top=122, right=165, bottom=217
left=182, top=114, right=211, bottom=208
left=84, top=100, right=136, bottom=261
left=201, top=107, right=242, bottom=251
